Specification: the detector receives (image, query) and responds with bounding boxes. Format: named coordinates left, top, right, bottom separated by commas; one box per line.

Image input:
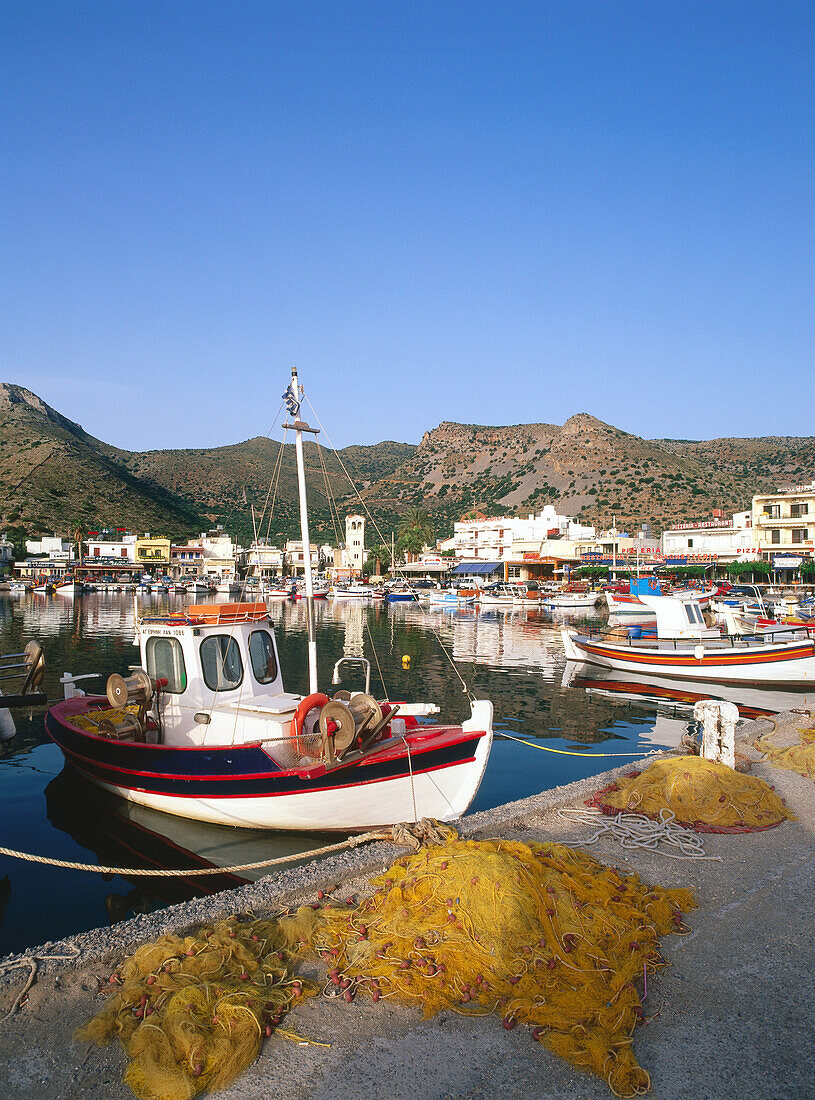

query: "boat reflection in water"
left=562, top=662, right=813, bottom=720
left=45, top=765, right=336, bottom=925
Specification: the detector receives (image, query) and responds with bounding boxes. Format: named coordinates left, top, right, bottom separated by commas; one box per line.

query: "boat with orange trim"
left=562, top=593, right=815, bottom=686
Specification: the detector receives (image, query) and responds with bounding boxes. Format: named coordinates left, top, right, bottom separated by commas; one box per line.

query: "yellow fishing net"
left=75, top=916, right=317, bottom=1100
left=754, top=726, right=815, bottom=781
left=303, top=831, right=695, bottom=1098
left=79, top=835, right=695, bottom=1099
left=590, top=757, right=795, bottom=833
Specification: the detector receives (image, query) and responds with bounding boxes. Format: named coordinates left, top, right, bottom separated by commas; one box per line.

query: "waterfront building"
left=170, top=543, right=205, bottom=578
left=135, top=535, right=171, bottom=572
left=454, top=506, right=595, bottom=563
left=0, top=533, right=12, bottom=574
left=86, top=531, right=137, bottom=563
left=246, top=540, right=285, bottom=579
left=661, top=511, right=755, bottom=564
left=284, top=539, right=320, bottom=576
left=752, top=482, right=815, bottom=564
left=199, top=528, right=237, bottom=577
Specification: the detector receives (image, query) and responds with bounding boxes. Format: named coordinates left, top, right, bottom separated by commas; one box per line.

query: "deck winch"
left=101, top=669, right=163, bottom=741
left=296, top=691, right=396, bottom=765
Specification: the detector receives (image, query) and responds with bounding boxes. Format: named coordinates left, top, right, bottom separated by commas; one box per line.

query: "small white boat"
left=215, top=576, right=243, bottom=595
left=331, top=584, right=374, bottom=599
left=563, top=593, right=815, bottom=686
left=477, top=583, right=526, bottom=608
left=542, top=591, right=601, bottom=609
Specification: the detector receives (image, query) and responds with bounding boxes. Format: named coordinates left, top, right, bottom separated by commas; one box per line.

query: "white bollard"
left=693, top=699, right=738, bottom=768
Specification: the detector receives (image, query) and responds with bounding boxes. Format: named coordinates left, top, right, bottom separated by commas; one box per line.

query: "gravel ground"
left=1, top=710, right=814, bottom=1100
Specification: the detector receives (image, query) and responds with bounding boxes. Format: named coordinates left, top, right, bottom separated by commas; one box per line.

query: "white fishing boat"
left=46, top=369, right=494, bottom=831
left=542, top=590, right=601, bottom=609
left=330, top=584, right=374, bottom=599
left=215, top=575, right=243, bottom=595
left=477, top=583, right=526, bottom=608
left=562, top=593, right=815, bottom=687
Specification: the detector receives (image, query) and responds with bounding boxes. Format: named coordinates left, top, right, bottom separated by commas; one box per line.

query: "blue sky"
left=3, top=1, right=813, bottom=451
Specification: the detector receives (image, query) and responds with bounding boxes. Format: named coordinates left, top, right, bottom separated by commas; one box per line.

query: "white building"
left=246, top=541, right=285, bottom=578
left=752, top=482, right=815, bottom=561
left=661, top=511, right=756, bottom=563
left=285, top=539, right=320, bottom=576
left=85, top=532, right=137, bottom=563
left=0, top=533, right=13, bottom=572
left=199, top=529, right=237, bottom=576
left=25, top=536, right=72, bottom=562
left=345, top=515, right=365, bottom=573
left=454, top=506, right=596, bottom=562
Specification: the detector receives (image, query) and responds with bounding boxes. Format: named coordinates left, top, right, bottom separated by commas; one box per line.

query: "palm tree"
left=397, top=508, right=435, bottom=548
left=71, top=523, right=86, bottom=572
left=368, top=544, right=392, bottom=576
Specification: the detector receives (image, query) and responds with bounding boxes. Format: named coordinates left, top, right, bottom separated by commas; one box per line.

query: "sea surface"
left=0, top=589, right=809, bottom=957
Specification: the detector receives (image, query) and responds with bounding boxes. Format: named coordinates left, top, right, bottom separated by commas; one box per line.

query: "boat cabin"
left=637, top=595, right=720, bottom=639
left=134, top=603, right=302, bottom=760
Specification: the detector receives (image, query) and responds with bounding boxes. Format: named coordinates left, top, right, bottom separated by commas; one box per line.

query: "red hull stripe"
left=67, top=751, right=477, bottom=800
left=578, top=640, right=814, bottom=667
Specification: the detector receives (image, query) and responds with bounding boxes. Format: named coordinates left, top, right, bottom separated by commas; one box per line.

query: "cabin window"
left=200, top=635, right=243, bottom=691
left=249, top=630, right=278, bottom=684
left=145, top=637, right=187, bottom=694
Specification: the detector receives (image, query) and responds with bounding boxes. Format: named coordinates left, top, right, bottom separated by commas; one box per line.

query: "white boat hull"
left=562, top=628, right=815, bottom=686
left=79, top=721, right=493, bottom=831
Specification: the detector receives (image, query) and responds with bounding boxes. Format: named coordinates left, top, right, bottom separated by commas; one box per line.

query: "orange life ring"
left=291, top=692, right=330, bottom=755
left=648, top=578, right=659, bottom=591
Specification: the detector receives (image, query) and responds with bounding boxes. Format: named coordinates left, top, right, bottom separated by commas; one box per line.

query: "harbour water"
left=0, top=589, right=809, bottom=957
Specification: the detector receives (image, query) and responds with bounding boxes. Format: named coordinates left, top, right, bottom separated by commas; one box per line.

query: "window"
left=687, top=539, right=694, bottom=548
left=200, top=635, right=243, bottom=691
left=790, top=504, right=809, bottom=517
left=771, top=530, right=781, bottom=544
left=765, top=505, right=780, bottom=518
left=145, top=637, right=187, bottom=693
left=249, top=630, right=278, bottom=684
left=792, top=528, right=808, bottom=543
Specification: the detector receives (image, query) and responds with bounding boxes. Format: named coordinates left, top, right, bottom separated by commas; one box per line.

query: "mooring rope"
left=558, top=807, right=722, bottom=861
left=498, top=733, right=666, bottom=758
left=1, top=945, right=82, bottom=1019
left=0, top=830, right=395, bottom=879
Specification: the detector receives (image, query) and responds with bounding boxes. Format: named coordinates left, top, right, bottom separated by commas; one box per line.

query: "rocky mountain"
left=1, top=383, right=813, bottom=552
left=359, top=415, right=815, bottom=535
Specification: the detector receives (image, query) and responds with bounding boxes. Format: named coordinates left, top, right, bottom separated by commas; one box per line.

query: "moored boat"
left=562, top=593, right=815, bottom=686
left=45, top=369, right=494, bottom=831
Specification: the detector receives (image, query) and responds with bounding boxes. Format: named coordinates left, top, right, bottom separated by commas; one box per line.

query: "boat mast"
left=284, top=366, right=319, bottom=694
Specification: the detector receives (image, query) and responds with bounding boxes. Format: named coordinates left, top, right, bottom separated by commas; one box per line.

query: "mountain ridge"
left=1, top=382, right=813, bottom=549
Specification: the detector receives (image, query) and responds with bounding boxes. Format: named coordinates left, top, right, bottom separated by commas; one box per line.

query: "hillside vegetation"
left=1, top=383, right=813, bottom=551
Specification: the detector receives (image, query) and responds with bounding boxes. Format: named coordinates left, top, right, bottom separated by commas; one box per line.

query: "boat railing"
left=587, top=623, right=814, bottom=649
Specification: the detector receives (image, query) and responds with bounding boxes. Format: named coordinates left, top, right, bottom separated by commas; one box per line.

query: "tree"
left=397, top=529, right=425, bottom=562
left=397, top=508, right=435, bottom=547
left=366, top=544, right=391, bottom=576
left=71, top=522, right=86, bottom=569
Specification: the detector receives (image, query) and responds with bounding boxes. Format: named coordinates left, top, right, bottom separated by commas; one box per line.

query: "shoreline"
left=1, top=713, right=813, bottom=1098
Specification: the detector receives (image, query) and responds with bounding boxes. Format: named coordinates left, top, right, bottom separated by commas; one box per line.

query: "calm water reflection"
left=0, top=590, right=808, bottom=956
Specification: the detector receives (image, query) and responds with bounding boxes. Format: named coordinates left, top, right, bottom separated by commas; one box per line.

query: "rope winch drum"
left=314, top=692, right=389, bottom=764
left=101, top=669, right=157, bottom=741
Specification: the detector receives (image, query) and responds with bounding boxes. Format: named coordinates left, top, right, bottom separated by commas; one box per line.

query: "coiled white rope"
left=558, top=807, right=722, bottom=861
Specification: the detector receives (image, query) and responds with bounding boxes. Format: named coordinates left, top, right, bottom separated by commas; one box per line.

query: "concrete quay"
left=0, top=711, right=813, bottom=1100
